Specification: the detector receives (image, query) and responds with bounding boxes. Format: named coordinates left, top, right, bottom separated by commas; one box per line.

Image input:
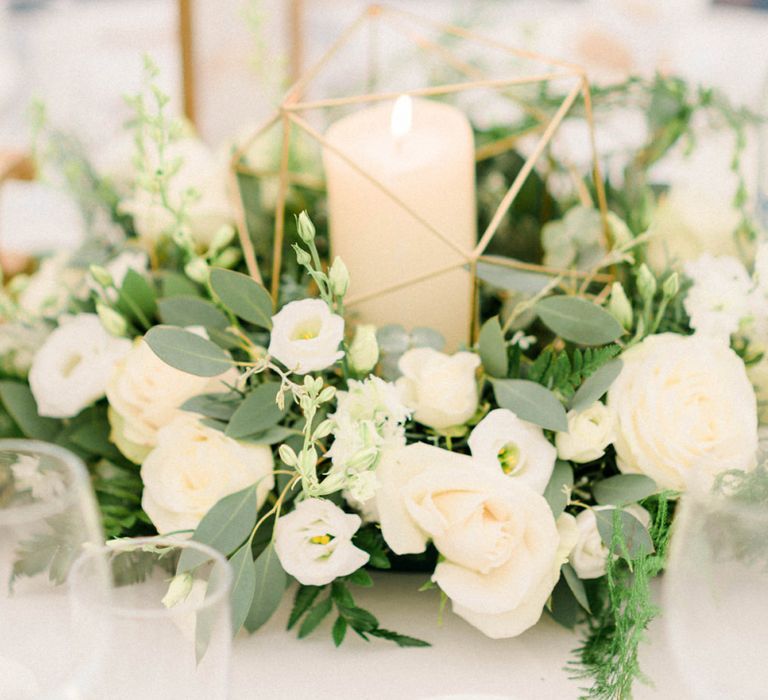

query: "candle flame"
left=390, top=95, right=413, bottom=140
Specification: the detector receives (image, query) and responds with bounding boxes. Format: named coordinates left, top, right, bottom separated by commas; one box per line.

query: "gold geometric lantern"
left=229, top=4, right=613, bottom=345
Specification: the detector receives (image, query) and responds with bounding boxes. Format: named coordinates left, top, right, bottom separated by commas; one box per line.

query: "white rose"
left=140, top=414, right=274, bottom=533
left=106, top=335, right=238, bottom=463
left=608, top=333, right=758, bottom=491
left=556, top=402, right=615, bottom=464
left=468, top=408, right=556, bottom=493
left=569, top=505, right=651, bottom=579
left=274, top=498, right=369, bottom=586
left=268, top=299, right=344, bottom=374
left=121, top=138, right=232, bottom=250
left=396, top=348, right=480, bottom=430
left=28, top=314, right=131, bottom=418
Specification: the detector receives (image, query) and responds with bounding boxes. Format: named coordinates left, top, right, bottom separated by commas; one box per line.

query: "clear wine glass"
left=664, top=475, right=768, bottom=700
left=0, top=438, right=107, bottom=699
left=69, top=537, right=233, bottom=700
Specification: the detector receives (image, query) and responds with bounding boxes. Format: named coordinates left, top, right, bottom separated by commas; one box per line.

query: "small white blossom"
left=11, top=454, right=66, bottom=501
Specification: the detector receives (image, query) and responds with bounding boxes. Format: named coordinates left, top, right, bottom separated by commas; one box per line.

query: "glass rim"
left=677, top=485, right=768, bottom=521
left=68, top=537, right=234, bottom=619
left=0, top=438, right=91, bottom=525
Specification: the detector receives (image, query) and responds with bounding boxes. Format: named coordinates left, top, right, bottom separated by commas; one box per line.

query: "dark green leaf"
left=346, top=569, right=373, bottom=587
left=229, top=544, right=257, bottom=636
left=116, top=269, right=157, bottom=326
left=298, top=595, right=333, bottom=638
left=562, top=563, right=591, bottom=613
left=353, top=527, right=391, bottom=570
left=158, top=296, right=229, bottom=330
left=332, top=616, right=348, bottom=647
left=593, top=474, right=657, bottom=506
left=368, top=628, right=431, bottom=647
left=244, top=426, right=296, bottom=446
left=549, top=574, right=581, bottom=629
left=339, top=605, right=378, bottom=632
left=536, top=296, right=623, bottom=346
left=331, top=581, right=355, bottom=608
left=225, top=383, right=287, bottom=439
left=287, top=585, right=323, bottom=630
left=0, top=381, right=59, bottom=441
left=595, top=508, right=654, bottom=560
left=478, top=316, right=508, bottom=378
left=244, top=543, right=287, bottom=633
left=68, top=420, right=122, bottom=460
left=144, top=325, right=233, bottom=377
left=543, top=460, right=573, bottom=516
left=569, top=359, right=623, bottom=411
left=210, top=268, right=273, bottom=329
left=160, top=271, right=200, bottom=298
left=180, top=394, right=239, bottom=422
left=492, top=378, right=568, bottom=431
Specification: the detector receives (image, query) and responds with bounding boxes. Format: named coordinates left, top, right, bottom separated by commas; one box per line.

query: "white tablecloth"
left=231, top=572, right=691, bottom=700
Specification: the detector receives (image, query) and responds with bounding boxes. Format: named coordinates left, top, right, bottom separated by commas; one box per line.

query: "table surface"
left=230, top=572, right=692, bottom=700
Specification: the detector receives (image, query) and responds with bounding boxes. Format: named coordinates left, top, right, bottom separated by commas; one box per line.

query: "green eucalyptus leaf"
left=225, top=383, right=287, bottom=439
left=244, top=543, right=287, bottom=633
left=68, top=420, right=122, bottom=460
left=475, top=259, right=552, bottom=294
left=478, top=316, right=508, bottom=378
left=158, top=296, right=229, bottom=330
left=229, top=544, right=257, bottom=636
left=593, top=474, right=657, bottom=506
left=569, top=359, right=623, bottom=411
left=181, top=394, right=239, bottom=422
left=543, top=460, right=574, bottom=516
left=144, top=326, right=233, bottom=377
left=117, top=269, right=157, bottom=326
left=0, top=381, right=59, bottom=441
left=244, top=425, right=295, bottom=445
left=210, top=268, right=273, bottom=329
left=492, top=379, right=568, bottom=431
left=548, top=574, right=581, bottom=629
left=195, top=558, right=228, bottom=663
left=160, top=272, right=200, bottom=298
left=536, top=296, right=623, bottom=346
left=595, top=508, right=654, bottom=560
left=562, top=563, right=591, bottom=613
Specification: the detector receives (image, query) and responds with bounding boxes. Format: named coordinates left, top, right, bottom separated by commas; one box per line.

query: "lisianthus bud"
left=161, top=572, right=193, bottom=608
left=662, top=271, right=680, bottom=299
left=328, top=257, right=350, bottom=298
left=89, top=264, right=113, bottom=288
left=208, top=225, right=236, bottom=254
left=172, top=226, right=195, bottom=251
left=607, top=282, right=633, bottom=330
left=297, top=211, right=316, bottom=243
left=278, top=444, right=298, bottom=468
left=637, top=263, right=657, bottom=301
left=184, top=257, right=210, bottom=284
left=348, top=324, right=379, bottom=374
left=96, top=303, right=128, bottom=337
left=294, top=246, right=312, bottom=267
left=212, top=247, right=241, bottom=269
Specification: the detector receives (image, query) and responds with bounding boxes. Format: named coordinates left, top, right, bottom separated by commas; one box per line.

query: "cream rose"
left=468, top=409, right=556, bottom=493
left=396, top=348, right=480, bottom=430
left=140, top=415, right=274, bottom=533
left=106, top=335, right=238, bottom=463
left=267, top=299, right=344, bottom=374
left=569, top=505, right=651, bottom=579
left=555, top=402, right=615, bottom=463
left=376, top=443, right=576, bottom=638
left=274, top=498, right=369, bottom=586
left=28, top=314, right=131, bottom=418
left=608, top=333, right=758, bottom=491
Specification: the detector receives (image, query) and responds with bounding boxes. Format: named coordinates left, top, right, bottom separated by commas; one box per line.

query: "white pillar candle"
left=322, top=95, right=476, bottom=350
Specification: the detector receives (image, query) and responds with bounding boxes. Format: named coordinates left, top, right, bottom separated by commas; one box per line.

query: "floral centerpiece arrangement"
left=0, top=56, right=763, bottom=698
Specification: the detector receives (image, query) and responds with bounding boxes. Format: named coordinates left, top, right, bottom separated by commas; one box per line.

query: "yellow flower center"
left=497, top=443, right=521, bottom=475
left=310, top=534, right=332, bottom=545
left=290, top=318, right=322, bottom=341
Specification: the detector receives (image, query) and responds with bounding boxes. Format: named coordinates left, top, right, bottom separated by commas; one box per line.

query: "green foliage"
left=593, top=474, right=657, bottom=507
left=209, top=268, right=273, bottom=329
left=225, top=382, right=288, bottom=439
left=115, top=269, right=157, bottom=331
left=478, top=316, right=508, bottom=378
left=536, top=297, right=623, bottom=346
left=229, top=544, right=257, bottom=636
left=353, top=526, right=392, bottom=570
left=0, top=381, right=60, bottom=441
left=245, top=543, right=287, bottom=633
left=527, top=345, right=622, bottom=402
left=91, top=459, right=151, bottom=539
left=491, top=378, right=568, bottom=432
left=569, top=360, right=623, bottom=412
left=144, top=326, right=234, bottom=377
left=543, top=460, right=574, bottom=516
left=571, top=493, right=675, bottom=699
left=157, top=296, right=230, bottom=330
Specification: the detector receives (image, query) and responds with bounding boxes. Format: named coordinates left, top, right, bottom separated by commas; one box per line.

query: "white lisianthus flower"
left=106, top=334, right=238, bottom=463
left=396, top=348, right=480, bottom=430
left=569, top=505, right=651, bottom=579
left=121, top=137, right=233, bottom=250
left=683, top=254, right=752, bottom=342
left=268, top=299, right=344, bottom=374
left=468, top=409, right=556, bottom=494
left=608, top=333, right=758, bottom=491
left=274, top=498, right=369, bottom=586
left=140, top=415, right=274, bottom=533
left=375, top=442, right=576, bottom=638
left=17, top=252, right=86, bottom=318
left=555, top=402, right=615, bottom=464
left=28, top=314, right=131, bottom=418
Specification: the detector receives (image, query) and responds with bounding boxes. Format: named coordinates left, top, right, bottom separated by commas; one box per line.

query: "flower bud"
left=328, top=257, right=350, bottom=298
left=212, top=247, right=242, bottom=269
left=208, top=225, right=236, bottom=254
left=294, top=246, right=312, bottom=267
left=184, top=257, right=210, bottom=284
left=637, top=263, right=657, bottom=302
left=296, top=211, right=316, bottom=243
left=607, top=282, right=633, bottom=331
left=312, top=419, right=334, bottom=441
left=662, top=272, right=680, bottom=299
left=172, top=225, right=195, bottom=251
left=278, top=444, right=298, bottom=468
left=318, top=386, right=336, bottom=404
left=96, top=303, right=128, bottom=337
left=346, top=446, right=379, bottom=471
left=89, top=264, right=113, bottom=288
left=161, top=572, right=193, bottom=608
left=298, top=446, right=318, bottom=473
left=348, top=324, right=379, bottom=374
